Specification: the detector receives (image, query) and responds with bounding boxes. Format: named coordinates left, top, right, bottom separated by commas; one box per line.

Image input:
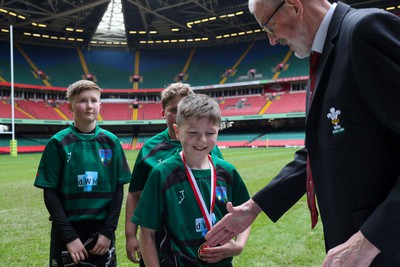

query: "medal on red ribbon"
left=181, top=152, right=216, bottom=260
left=197, top=243, right=208, bottom=261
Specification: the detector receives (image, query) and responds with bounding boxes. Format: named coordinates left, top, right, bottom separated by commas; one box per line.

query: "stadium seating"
left=229, top=41, right=289, bottom=82
left=82, top=49, right=134, bottom=89
left=0, top=99, right=32, bottom=119
left=249, top=131, right=305, bottom=147
left=264, top=91, right=306, bottom=114
left=56, top=102, right=74, bottom=120
left=0, top=134, right=134, bottom=154
left=0, top=40, right=309, bottom=89
left=116, top=135, right=134, bottom=150
left=136, top=102, right=162, bottom=120
left=218, top=95, right=267, bottom=116
left=17, top=44, right=83, bottom=87
left=0, top=40, right=309, bottom=153
left=100, top=102, right=133, bottom=121
left=1, top=93, right=305, bottom=121
left=217, top=132, right=264, bottom=147
left=0, top=135, right=47, bottom=153
left=16, top=100, right=64, bottom=120
left=1, top=44, right=41, bottom=85
left=188, top=42, right=252, bottom=86
left=135, top=135, right=153, bottom=150
left=137, top=48, right=191, bottom=89
left=278, top=55, right=309, bottom=78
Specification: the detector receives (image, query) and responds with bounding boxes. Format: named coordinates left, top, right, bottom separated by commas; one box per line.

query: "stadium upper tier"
left=0, top=40, right=308, bottom=89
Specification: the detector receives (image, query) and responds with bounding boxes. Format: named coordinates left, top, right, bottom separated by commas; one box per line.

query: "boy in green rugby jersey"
left=125, top=83, right=223, bottom=265
left=132, top=94, right=250, bottom=267
left=34, top=80, right=131, bottom=266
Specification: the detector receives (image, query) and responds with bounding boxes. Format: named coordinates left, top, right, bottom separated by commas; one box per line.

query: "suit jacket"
left=253, top=2, right=400, bottom=265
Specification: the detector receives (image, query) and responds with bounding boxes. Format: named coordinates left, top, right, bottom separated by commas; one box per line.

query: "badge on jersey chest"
left=216, top=186, right=227, bottom=204
left=99, top=149, right=113, bottom=165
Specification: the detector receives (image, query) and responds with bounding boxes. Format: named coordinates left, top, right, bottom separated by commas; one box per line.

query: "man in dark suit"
left=204, top=0, right=400, bottom=266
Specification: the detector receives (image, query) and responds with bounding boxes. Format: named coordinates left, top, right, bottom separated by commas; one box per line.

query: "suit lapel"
left=308, top=2, right=351, bottom=118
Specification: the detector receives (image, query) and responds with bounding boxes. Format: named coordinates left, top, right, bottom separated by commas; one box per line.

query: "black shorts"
left=49, top=221, right=116, bottom=267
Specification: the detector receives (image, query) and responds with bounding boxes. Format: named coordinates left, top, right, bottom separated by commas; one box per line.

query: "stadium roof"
left=0, top=0, right=399, bottom=50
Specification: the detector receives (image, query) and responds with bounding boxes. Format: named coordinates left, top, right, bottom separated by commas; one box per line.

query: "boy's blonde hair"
left=66, top=80, right=102, bottom=101
left=161, top=82, right=193, bottom=110
left=176, top=94, right=221, bottom=127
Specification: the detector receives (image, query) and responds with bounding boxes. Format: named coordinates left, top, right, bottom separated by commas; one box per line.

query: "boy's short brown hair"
left=161, top=82, right=193, bottom=110
left=176, top=94, right=221, bottom=127
left=66, top=80, right=102, bottom=101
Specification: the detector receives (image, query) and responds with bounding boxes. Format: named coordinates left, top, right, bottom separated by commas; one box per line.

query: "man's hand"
left=126, top=235, right=141, bottom=263
left=204, top=200, right=261, bottom=247
left=322, top=231, right=380, bottom=267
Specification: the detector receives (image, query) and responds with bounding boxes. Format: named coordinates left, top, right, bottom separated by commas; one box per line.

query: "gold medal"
left=197, top=243, right=209, bottom=260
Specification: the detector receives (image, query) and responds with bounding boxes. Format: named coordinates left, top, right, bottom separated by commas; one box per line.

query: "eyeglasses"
left=261, top=1, right=285, bottom=35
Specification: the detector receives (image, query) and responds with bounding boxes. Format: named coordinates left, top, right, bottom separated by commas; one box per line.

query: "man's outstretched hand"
left=205, top=200, right=261, bottom=247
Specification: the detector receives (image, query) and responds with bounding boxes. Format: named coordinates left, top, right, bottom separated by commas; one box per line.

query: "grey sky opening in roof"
left=92, top=0, right=126, bottom=43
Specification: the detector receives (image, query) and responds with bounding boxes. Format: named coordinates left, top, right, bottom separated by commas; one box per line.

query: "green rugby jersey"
left=34, top=124, right=131, bottom=222
left=129, top=128, right=223, bottom=192
left=132, top=152, right=250, bottom=266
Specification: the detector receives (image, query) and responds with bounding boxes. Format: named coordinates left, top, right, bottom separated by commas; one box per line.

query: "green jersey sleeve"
left=114, top=137, right=131, bottom=185
left=34, top=138, right=64, bottom=189
left=131, top=167, right=164, bottom=230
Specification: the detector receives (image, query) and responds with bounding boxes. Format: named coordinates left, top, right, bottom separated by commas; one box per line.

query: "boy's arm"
left=233, top=225, right=251, bottom=254
left=199, top=226, right=251, bottom=263
left=125, top=190, right=142, bottom=263
left=100, top=184, right=124, bottom=240
left=43, top=188, right=79, bottom=243
left=139, top=227, right=160, bottom=267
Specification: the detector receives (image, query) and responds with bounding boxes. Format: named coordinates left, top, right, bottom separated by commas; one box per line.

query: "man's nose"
left=267, top=32, right=278, bottom=46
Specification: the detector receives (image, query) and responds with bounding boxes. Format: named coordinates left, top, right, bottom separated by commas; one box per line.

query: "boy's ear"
left=67, top=102, right=72, bottom=112
left=173, top=123, right=179, bottom=138
left=161, top=109, right=165, bottom=119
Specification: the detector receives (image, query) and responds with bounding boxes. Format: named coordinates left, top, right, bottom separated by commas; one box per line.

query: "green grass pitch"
left=0, top=148, right=325, bottom=266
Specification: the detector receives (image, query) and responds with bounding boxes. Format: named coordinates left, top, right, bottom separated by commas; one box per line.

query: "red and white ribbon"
left=181, top=152, right=216, bottom=231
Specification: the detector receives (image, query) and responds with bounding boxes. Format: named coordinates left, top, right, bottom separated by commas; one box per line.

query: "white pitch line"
left=0, top=208, right=17, bottom=213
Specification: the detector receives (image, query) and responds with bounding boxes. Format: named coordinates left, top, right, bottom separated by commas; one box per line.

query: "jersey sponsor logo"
left=178, top=190, right=185, bottom=204
left=78, top=171, right=98, bottom=192
left=216, top=186, right=228, bottom=204
left=99, top=149, right=113, bottom=165
left=195, top=214, right=216, bottom=237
